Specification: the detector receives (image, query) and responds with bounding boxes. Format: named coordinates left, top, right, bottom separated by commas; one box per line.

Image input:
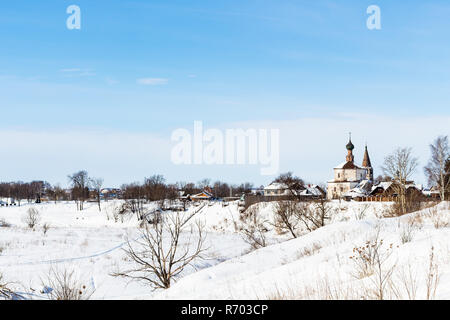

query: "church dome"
left=346, top=140, right=354, bottom=151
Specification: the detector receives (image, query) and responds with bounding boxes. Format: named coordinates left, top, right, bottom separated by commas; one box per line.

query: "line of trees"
left=0, top=181, right=51, bottom=206
left=0, top=171, right=256, bottom=213
left=174, top=180, right=254, bottom=198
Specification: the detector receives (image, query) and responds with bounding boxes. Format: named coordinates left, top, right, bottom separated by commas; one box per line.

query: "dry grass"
left=399, top=216, right=422, bottom=244
left=427, top=206, right=449, bottom=229
left=41, top=267, right=95, bottom=300
left=295, top=242, right=322, bottom=260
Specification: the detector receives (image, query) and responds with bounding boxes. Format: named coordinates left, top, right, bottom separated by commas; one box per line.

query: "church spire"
left=362, top=144, right=374, bottom=180
left=362, top=144, right=372, bottom=168
left=346, top=132, right=354, bottom=163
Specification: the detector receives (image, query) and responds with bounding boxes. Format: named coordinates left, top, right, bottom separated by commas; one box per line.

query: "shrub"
left=41, top=267, right=95, bottom=300
left=42, top=223, right=51, bottom=235
left=22, top=208, right=41, bottom=229
left=349, top=226, right=398, bottom=300
left=427, top=206, right=448, bottom=229
left=399, top=216, right=421, bottom=244
left=0, top=219, right=11, bottom=228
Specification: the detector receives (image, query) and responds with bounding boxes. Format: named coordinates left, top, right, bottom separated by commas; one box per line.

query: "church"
left=327, top=135, right=373, bottom=200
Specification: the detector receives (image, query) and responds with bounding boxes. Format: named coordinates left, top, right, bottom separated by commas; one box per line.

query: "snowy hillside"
left=0, top=200, right=449, bottom=300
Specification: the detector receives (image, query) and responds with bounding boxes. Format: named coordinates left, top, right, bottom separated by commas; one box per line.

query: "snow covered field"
left=1, top=200, right=449, bottom=300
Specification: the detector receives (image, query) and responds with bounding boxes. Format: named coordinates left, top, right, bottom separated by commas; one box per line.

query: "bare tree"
left=239, top=206, right=268, bottom=249
left=112, top=214, right=206, bottom=290
left=122, top=182, right=145, bottom=214
left=197, top=178, right=211, bottom=190
left=91, top=178, right=104, bottom=212
left=298, top=199, right=335, bottom=232
left=382, top=147, right=419, bottom=215
left=46, top=184, right=67, bottom=204
left=424, top=136, right=450, bottom=201
left=68, top=171, right=90, bottom=211
left=144, top=175, right=169, bottom=207
left=272, top=201, right=301, bottom=238
left=273, top=172, right=306, bottom=201
left=22, top=208, right=41, bottom=229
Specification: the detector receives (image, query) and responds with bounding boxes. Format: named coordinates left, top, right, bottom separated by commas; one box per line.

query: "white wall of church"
left=334, top=168, right=367, bottom=182
left=327, top=181, right=359, bottom=200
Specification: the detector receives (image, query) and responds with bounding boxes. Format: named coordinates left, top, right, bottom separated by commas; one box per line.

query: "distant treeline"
left=0, top=173, right=257, bottom=205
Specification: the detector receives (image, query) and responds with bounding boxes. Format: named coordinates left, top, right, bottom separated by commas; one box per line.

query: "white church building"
left=327, top=135, right=373, bottom=200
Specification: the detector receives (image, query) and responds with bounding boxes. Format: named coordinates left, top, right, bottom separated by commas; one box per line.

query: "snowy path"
left=0, top=237, right=137, bottom=267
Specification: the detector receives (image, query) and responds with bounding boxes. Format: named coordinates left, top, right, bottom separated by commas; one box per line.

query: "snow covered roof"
left=371, top=182, right=393, bottom=192
left=344, top=188, right=367, bottom=198
left=407, top=184, right=423, bottom=191
left=264, top=183, right=288, bottom=191
left=334, top=161, right=361, bottom=170
left=299, top=185, right=324, bottom=197
left=345, top=180, right=373, bottom=198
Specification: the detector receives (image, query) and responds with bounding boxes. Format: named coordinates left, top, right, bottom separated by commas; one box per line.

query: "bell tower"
left=362, top=144, right=374, bottom=180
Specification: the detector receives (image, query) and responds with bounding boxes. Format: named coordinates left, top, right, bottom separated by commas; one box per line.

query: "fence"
left=353, top=196, right=396, bottom=202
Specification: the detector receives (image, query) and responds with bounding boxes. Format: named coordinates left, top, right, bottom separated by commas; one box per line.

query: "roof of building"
left=371, top=182, right=393, bottom=192
left=191, top=191, right=213, bottom=199
left=334, top=161, right=362, bottom=170
left=362, top=145, right=372, bottom=168
left=264, top=183, right=288, bottom=190
left=344, top=188, right=367, bottom=198
left=299, top=185, right=324, bottom=197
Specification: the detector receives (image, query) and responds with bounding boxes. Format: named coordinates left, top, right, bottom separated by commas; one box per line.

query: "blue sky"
left=0, top=0, right=449, bottom=187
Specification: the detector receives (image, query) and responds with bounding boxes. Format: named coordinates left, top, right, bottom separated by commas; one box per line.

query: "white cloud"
left=59, top=68, right=96, bottom=77
left=137, top=78, right=169, bottom=85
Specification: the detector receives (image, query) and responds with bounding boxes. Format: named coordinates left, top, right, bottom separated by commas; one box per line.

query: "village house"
left=263, top=183, right=291, bottom=196
left=422, top=186, right=441, bottom=200
left=189, top=190, right=213, bottom=201
left=298, top=184, right=326, bottom=199
left=263, top=182, right=324, bottom=199
left=369, top=181, right=424, bottom=199
left=100, top=188, right=121, bottom=200
left=327, top=135, right=374, bottom=200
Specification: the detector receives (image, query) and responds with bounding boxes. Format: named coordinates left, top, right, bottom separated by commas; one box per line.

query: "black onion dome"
left=346, top=140, right=354, bottom=151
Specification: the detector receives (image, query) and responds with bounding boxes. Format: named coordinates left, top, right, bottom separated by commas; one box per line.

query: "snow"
left=264, top=183, right=288, bottom=191
left=1, top=199, right=449, bottom=300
